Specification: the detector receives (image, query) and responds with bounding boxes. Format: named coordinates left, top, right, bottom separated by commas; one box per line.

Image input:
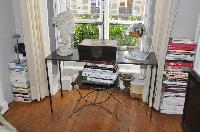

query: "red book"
left=165, top=61, right=193, bottom=67
left=168, top=42, right=197, bottom=51
left=168, top=42, right=197, bottom=46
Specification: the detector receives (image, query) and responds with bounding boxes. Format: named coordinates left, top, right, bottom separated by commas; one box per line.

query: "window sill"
left=118, top=46, right=135, bottom=51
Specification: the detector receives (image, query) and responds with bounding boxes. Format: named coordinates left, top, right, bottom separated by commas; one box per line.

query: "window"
left=66, top=0, right=145, bottom=46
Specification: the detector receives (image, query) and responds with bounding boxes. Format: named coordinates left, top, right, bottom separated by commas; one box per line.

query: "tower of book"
left=160, top=38, right=197, bottom=114
left=8, top=60, right=31, bottom=102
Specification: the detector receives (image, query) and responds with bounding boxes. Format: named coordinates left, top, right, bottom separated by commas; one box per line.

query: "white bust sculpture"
left=52, top=9, right=75, bottom=56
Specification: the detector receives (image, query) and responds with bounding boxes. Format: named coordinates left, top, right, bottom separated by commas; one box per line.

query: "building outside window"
left=66, top=0, right=144, bottom=46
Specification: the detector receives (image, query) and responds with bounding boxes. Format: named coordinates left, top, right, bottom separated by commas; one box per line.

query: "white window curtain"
left=20, top=0, right=52, bottom=101
left=142, top=0, right=181, bottom=110
left=194, top=13, right=200, bottom=75
left=195, top=38, right=200, bottom=75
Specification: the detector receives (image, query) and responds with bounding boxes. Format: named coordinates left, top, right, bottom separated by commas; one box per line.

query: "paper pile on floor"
left=160, top=38, right=197, bottom=114
left=8, top=60, right=31, bottom=102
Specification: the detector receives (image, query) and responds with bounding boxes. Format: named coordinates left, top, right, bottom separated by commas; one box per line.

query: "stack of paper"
left=81, top=61, right=118, bottom=85
left=8, top=60, right=31, bottom=102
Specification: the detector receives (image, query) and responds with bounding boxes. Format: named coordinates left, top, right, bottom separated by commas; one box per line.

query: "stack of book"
left=81, top=61, right=118, bottom=85
left=8, top=60, right=31, bottom=102
left=160, top=38, right=197, bottom=114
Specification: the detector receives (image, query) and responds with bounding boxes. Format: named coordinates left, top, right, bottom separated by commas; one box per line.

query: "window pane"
left=109, top=0, right=144, bottom=21
left=109, top=24, right=138, bottom=46
left=66, top=0, right=101, bottom=20
left=74, top=24, right=100, bottom=44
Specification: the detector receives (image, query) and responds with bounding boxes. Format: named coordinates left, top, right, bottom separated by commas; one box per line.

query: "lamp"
left=12, top=34, right=21, bottom=64
left=126, top=23, right=152, bottom=60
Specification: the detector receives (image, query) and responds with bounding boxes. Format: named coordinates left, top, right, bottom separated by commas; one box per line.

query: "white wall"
left=12, top=0, right=24, bottom=43
left=172, top=0, right=200, bottom=39
left=0, top=0, right=16, bottom=102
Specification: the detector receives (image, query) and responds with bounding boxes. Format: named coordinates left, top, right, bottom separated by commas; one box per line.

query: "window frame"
left=69, top=0, right=144, bottom=40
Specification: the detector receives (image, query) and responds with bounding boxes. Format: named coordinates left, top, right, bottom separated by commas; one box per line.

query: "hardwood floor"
left=4, top=89, right=183, bottom=132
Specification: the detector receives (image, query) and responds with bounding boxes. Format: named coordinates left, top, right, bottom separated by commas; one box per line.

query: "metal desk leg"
left=45, top=60, right=53, bottom=114
left=58, top=60, right=63, bottom=98
left=150, top=65, right=158, bottom=122
left=148, top=66, right=153, bottom=104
